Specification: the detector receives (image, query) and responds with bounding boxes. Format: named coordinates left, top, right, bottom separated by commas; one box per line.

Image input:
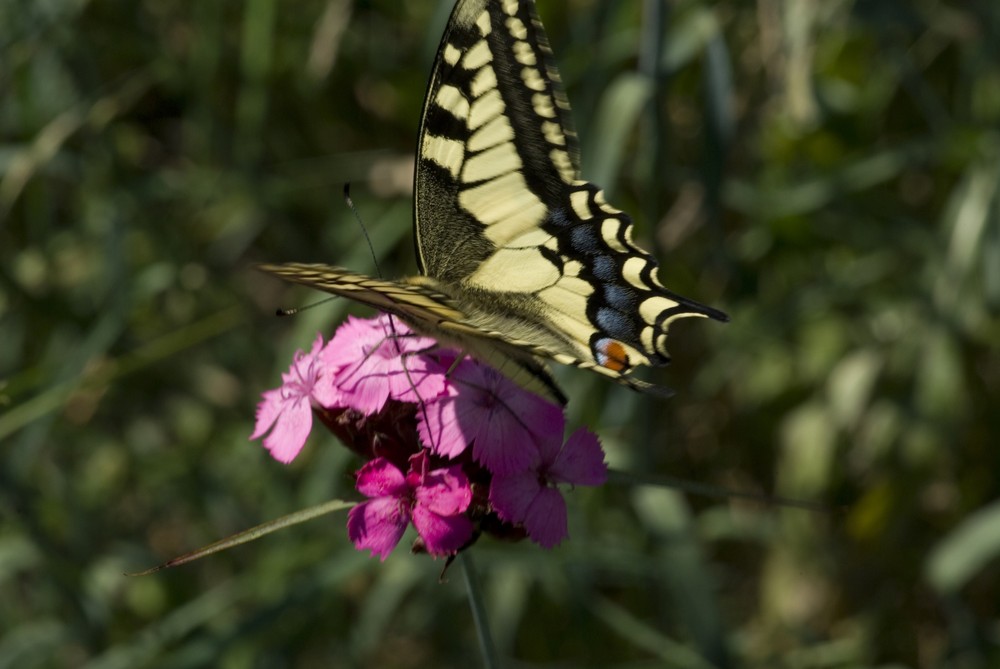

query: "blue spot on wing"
left=592, top=256, right=617, bottom=281
left=569, top=226, right=600, bottom=254
left=595, top=306, right=638, bottom=341
left=547, top=208, right=573, bottom=228
left=602, top=283, right=633, bottom=310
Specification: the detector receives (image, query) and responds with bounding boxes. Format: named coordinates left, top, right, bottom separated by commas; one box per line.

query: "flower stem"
left=461, top=552, right=499, bottom=669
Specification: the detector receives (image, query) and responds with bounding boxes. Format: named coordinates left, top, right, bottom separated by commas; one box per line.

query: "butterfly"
left=258, top=0, right=728, bottom=406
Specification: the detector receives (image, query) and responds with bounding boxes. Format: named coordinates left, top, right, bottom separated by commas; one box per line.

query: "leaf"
left=585, top=71, right=652, bottom=191
left=926, top=499, right=1000, bottom=595
left=128, top=499, right=356, bottom=575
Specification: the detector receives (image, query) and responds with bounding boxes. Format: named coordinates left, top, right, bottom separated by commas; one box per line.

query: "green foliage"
left=2, top=0, right=998, bottom=667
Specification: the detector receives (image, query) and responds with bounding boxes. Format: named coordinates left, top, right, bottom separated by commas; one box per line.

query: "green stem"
left=461, top=552, right=499, bottom=669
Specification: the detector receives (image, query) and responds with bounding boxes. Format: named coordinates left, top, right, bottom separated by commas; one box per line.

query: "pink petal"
left=322, top=316, right=448, bottom=410
left=261, top=394, right=313, bottom=463
left=310, top=378, right=341, bottom=408
left=386, top=355, right=451, bottom=404
left=287, top=334, right=342, bottom=408
left=501, top=381, right=565, bottom=453
left=406, top=449, right=430, bottom=477
left=410, top=504, right=475, bottom=556
left=329, top=335, right=448, bottom=414
left=289, top=333, right=325, bottom=387
left=339, top=367, right=394, bottom=414
left=449, top=363, right=562, bottom=475
left=533, top=418, right=567, bottom=466
left=522, top=487, right=568, bottom=549
left=321, top=315, right=400, bottom=370
left=251, top=333, right=339, bottom=460
left=488, top=470, right=541, bottom=524
left=469, top=402, right=543, bottom=475
left=347, top=497, right=409, bottom=561
left=319, top=319, right=393, bottom=412
left=355, top=458, right=408, bottom=498
left=416, top=390, right=470, bottom=458
left=366, top=313, right=439, bottom=357
left=414, top=465, right=472, bottom=516
left=549, top=427, right=607, bottom=486
left=249, top=387, right=284, bottom=441
left=302, top=332, right=326, bottom=362
left=311, top=357, right=342, bottom=410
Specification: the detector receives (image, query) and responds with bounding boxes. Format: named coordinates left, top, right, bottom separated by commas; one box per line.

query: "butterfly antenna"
left=340, top=184, right=422, bottom=426
left=343, top=182, right=385, bottom=280
left=342, top=182, right=415, bottom=375
left=275, top=297, right=338, bottom=317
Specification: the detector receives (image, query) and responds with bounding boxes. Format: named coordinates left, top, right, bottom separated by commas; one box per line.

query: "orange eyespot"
left=596, top=339, right=629, bottom=372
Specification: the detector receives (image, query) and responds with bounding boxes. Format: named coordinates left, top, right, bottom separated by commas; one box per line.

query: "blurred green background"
left=3, top=0, right=999, bottom=667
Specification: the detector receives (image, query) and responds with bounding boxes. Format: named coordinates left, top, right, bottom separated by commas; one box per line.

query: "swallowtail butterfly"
left=259, top=0, right=728, bottom=405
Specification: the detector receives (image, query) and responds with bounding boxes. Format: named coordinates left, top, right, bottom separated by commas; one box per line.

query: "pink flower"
left=417, top=361, right=563, bottom=475
left=250, top=334, right=340, bottom=463
left=489, top=427, right=607, bottom=548
left=348, top=451, right=475, bottom=560
left=321, top=315, right=450, bottom=413
left=251, top=316, right=611, bottom=557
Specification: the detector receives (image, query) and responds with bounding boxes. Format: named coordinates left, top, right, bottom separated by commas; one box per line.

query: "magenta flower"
left=417, top=360, right=563, bottom=475
left=320, top=315, right=450, bottom=414
left=348, top=451, right=475, bottom=560
left=250, top=315, right=611, bottom=557
left=489, top=427, right=607, bottom=548
left=250, top=334, right=340, bottom=463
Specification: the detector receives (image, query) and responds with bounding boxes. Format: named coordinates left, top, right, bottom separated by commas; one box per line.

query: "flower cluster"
left=250, top=314, right=607, bottom=559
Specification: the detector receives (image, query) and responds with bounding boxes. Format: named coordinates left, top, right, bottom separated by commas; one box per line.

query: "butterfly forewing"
left=415, top=0, right=579, bottom=282
left=256, top=262, right=569, bottom=405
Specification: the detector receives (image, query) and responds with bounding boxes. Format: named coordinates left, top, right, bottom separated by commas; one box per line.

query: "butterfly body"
left=259, top=0, right=727, bottom=405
